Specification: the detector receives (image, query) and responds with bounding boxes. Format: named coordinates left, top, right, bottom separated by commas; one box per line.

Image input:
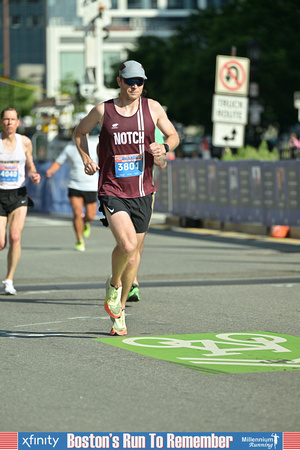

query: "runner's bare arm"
left=46, top=161, right=62, bottom=178
left=73, top=105, right=104, bottom=174
left=149, top=142, right=168, bottom=169
left=23, top=136, right=41, bottom=184
left=148, top=99, right=179, bottom=166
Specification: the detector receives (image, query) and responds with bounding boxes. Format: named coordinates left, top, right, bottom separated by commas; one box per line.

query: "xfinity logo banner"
left=1, top=433, right=299, bottom=450
left=22, top=435, right=59, bottom=448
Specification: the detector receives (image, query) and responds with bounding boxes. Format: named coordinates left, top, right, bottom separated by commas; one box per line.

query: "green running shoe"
left=127, top=283, right=140, bottom=302
left=83, top=223, right=91, bottom=238
left=110, top=309, right=127, bottom=336
left=104, top=275, right=122, bottom=318
left=75, top=239, right=85, bottom=252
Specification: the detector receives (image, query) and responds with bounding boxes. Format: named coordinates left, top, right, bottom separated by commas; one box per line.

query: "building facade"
left=0, top=0, right=46, bottom=85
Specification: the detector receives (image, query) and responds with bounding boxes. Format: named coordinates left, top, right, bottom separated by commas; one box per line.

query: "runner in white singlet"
left=0, top=107, right=41, bottom=295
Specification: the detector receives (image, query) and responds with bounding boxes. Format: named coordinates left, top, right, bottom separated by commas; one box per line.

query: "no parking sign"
left=213, top=55, right=250, bottom=147
left=215, top=55, right=250, bottom=96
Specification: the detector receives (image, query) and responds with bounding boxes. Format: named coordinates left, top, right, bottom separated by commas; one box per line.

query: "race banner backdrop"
left=0, top=432, right=299, bottom=450
left=154, top=160, right=300, bottom=227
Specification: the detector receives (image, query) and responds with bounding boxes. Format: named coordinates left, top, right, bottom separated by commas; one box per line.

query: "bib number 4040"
left=0, top=164, right=19, bottom=182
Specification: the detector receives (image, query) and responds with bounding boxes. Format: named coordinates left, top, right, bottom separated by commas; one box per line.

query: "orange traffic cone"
left=270, top=225, right=290, bottom=238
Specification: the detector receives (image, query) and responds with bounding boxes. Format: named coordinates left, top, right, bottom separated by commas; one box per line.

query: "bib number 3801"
left=115, top=154, right=143, bottom=178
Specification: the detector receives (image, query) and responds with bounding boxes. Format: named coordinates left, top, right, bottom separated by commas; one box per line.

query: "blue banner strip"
left=16, top=432, right=285, bottom=450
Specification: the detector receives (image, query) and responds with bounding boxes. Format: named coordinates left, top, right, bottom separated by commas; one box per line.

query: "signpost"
left=212, top=94, right=248, bottom=124
left=212, top=54, right=250, bottom=148
left=294, top=91, right=300, bottom=109
left=294, top=91, right=300, bottom=121
left=215, top=55, right=250, bottom=96
left=212, top=122, right=245, bottom=148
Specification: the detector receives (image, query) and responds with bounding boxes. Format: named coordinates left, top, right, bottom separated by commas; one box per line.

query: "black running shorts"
left=0, top=186, right=34, bottom=216
left=99, top=194, right=154, bottom=233
left=68, top=188, right=97, bottom=204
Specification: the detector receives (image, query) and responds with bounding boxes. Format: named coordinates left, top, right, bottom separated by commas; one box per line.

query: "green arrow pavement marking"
left=95, top=331, right=300, bottom=375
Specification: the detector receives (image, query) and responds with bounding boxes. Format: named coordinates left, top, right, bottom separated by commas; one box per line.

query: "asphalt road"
left=1, top=212, right=299, bottom=432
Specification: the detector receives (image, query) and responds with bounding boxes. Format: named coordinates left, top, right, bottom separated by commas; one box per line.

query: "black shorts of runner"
left=99, top=194, right=154, bottom=233
left=0, top=186, right=34, bottom=216
left=68, top=188, right=97, bottom=204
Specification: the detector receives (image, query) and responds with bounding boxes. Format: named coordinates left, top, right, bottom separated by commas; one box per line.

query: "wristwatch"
left=163, top=143, right=169, bottom=153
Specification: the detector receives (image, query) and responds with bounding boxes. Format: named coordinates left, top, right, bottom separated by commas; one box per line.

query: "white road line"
left=14, top=316, right=111, bottom=327
left=178, top=358, right=300, bottom=368
left=272, top=284, right=295, bottom=287
left=24, top=290, right=65, bottom=294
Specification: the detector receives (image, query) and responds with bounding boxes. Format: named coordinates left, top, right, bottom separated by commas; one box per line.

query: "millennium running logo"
left=242, top=433, right=280, bottom=449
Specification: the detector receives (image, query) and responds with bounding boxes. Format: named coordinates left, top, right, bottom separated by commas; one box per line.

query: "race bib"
left=115, top=154, right=143, bottom=178
left=0, top=163, right=19, bottom=183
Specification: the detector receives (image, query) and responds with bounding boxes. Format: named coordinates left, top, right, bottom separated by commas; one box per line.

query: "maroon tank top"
left=98, top=97, right=156, bottom=198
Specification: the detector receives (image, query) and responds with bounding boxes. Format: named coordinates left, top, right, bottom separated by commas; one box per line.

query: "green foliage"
left=59, top=74, right=86, bottom=113
left=127, top=0, right=300, bottom=131
left=60, top=73, right=77, bottom=97
left=222, top=140, right=279, bottom=160
left=0, top=82, right=37, bottom=117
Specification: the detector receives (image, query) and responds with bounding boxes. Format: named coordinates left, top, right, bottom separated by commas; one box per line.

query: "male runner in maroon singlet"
left=73, top=60, right=179, bottom=335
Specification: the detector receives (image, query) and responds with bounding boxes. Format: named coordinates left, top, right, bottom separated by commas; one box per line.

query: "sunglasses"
left=123, top=78, right=144, bottom=87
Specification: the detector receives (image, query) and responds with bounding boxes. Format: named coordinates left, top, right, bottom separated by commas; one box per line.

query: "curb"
left=164, top=216, right=300, bottom=242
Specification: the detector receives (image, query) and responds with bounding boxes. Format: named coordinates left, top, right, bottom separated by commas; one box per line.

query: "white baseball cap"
left=119, top=60, right=147, bottom=79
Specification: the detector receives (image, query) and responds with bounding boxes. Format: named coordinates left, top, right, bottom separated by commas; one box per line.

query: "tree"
left=59, top=73, right=87, bottom=112
left=0, top=80, right=37, bottom=117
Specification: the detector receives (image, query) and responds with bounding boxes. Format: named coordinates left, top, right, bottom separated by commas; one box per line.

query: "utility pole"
left=3, top=0, right=10, bottom=77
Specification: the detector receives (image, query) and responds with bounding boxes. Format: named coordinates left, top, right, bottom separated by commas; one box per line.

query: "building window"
left=168, top=0, right=184, bottom=7
left=168, top=0, right=198, bottom=7
left=32, top=15, right=44, bottom=27
left=110, top=17, right=131, bottom=29
left=60, top=52, right=85, bottom=84
left=207, top=0, right=229, bottom=7
left=26, top=15, right=44, bottom=27
left=128, top=0, right=143, bottom=8
left=11, top=15, right=22, bottom=28
left=60, top=37, right=84, bottom=44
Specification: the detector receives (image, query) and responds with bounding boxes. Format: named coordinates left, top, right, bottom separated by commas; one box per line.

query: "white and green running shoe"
left=104, top=275, right=122, bottom=318
left=127, top=283, right=140, bottom=302
left=110, top=309, right=127, bottom=336
left=75, top=239, right=85, bottom=252
left=83, top=223, right=91, bottom=238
